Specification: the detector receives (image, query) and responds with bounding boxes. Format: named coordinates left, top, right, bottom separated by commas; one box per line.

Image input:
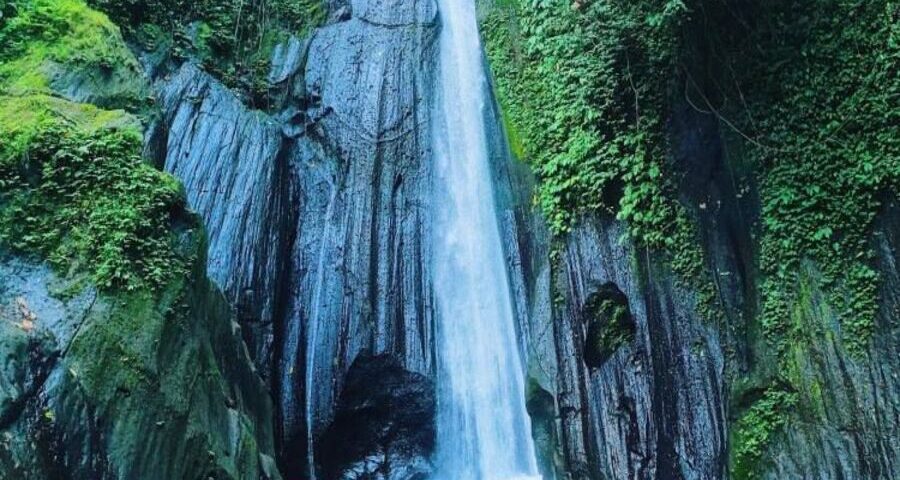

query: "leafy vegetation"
left=729, top=387, right=799, bottom=480
left=482, top=0, right=687, bottom=238
left=0, top=110, right=186, bottom=291
left=0, top=0, right=188, bottom=291
left=88, top=0, right=326, bottom=105
left=483, top=0, right=898, bottom=476
left=729, top=1, right=900, bottom=357
left=0, top=0, right=145, bottom=108
left=482, top=0, right=716, bottom=317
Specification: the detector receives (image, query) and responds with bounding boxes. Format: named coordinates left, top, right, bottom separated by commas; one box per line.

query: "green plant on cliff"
left=729, top=387, right=799, bottom=480
left=483, top=0, right=685, bottom=237
left=482, top=0, right=717, bottom=319
left=484, top=0, right=898, bottom=476
left=0, top=113, right=186, bottom=291
left=736, top=1, right=900, bottom=357
left=0, top=0, right=187, bottom=291
left=87, top=0, right=326, bottom=105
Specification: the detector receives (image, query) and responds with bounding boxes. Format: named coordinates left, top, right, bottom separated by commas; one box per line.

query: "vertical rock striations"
left=549, top=218, right=727, bottom=480
left=146, top=1, right=443, bottom=476
left=0, top=237, right=282, bottom=480
left=149, top=64, right=296, bottom=379
left=281, top=2, right=440, bottom=475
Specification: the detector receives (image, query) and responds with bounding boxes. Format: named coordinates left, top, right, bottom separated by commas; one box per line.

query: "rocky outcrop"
left=279, top=2, right=440, bottom=475
left=144, top=1, right=442, bottom=476
left=761, top=202, right=900, bottom=479
left=548, top=217, right=727, bottom=480
left=0, top=228, right=281, bottom=479
left=503, top=86, right=900, bottom=480
left=318, top=354, right=435, bottom=480
left=147, top=64, right=296, bottom=379
left=0, top=2, right=282, bottom=477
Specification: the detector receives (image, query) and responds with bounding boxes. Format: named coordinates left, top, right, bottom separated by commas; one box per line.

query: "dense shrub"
left=0, top=112, right=186, bottom=291
left=0, top=0, right=187, bottom=291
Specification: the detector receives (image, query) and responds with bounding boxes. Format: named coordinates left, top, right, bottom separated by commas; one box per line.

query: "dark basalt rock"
left=526, top=381, right=563, bottom=480
left=277, top=2, right=440, bottom=475
left=144, top=1, right=443, bottom=475
left=148, top=63, right=296, bottom=381
left=317, top=354, right=435, bottom=480
left=0, top=228, right=281, bottom=479
left=549, top=217, right=727, bottom=480
left=582, top=283, right=636, bottom=370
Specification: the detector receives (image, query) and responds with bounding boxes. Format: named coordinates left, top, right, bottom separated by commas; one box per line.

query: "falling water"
left=431, top=1, right=541, bottom=479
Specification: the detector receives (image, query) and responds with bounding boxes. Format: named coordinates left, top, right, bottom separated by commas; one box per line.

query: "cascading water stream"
left=431, top=1, right=541, bottom=479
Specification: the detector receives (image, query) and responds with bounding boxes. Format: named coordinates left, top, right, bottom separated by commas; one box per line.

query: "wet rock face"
left=148, top=1, right=441, bottom=475
left=278, top=1, right=440, bottom=475
left=148, top=64, right=295, bottom=379
left=550, top=218, right=727, bottom=480
left=581, top=283, right=636, bottom=370
left=147, top=5, right=550, bottom=475
left=760, top=202, right=900, bottom=480
left=523, top=93, right=900, bottom=480
left=0, top=248, right=281, bottom=480
left=526, top=383, right=563, bottom=480
left=318, top=354, right=436, bottom=480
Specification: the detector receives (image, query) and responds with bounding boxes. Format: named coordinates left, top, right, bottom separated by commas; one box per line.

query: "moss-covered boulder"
left=0, top=237, right=281, bottom=479
left=0, top=0, right=148, bottom=109
left=0, top=1, right=282, bottom=478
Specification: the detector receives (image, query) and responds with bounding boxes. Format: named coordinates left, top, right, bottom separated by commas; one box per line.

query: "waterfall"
left=431, top=1, right=541, bottom=479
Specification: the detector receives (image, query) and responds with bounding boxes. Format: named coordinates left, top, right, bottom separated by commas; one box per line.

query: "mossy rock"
left=0, top=0, right=148, bottom=109
left=0, top=93, right=138, bottom=161
left=0, top=1, right=280, bottom=478
left=0, top=233, right=281, bottom=479
left=582, top=283, right=636, bottom=369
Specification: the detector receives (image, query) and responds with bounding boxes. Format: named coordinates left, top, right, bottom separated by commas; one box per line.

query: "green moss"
left=583, top=293, right=636, bottom=368
left=0, top=0, right=144, bottom=107
left=0, top=94, right=136, bottom=163
left=54, top=244, right=276, bottom=479
left=729, top=387, right=798, bottom=480
left=0, top=114, right=187, bottom=291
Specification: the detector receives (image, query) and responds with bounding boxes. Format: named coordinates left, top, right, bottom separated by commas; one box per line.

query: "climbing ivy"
left=733, top=1, right=900, bottom=357
left=483, top=0, right=898, bottom=476
left=729, top=387, right=799, bottom=480
left=482, top=0, right=716, bottom=318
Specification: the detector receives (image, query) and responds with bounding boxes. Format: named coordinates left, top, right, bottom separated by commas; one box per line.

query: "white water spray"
left=431, top=1, right=541, bottom=479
